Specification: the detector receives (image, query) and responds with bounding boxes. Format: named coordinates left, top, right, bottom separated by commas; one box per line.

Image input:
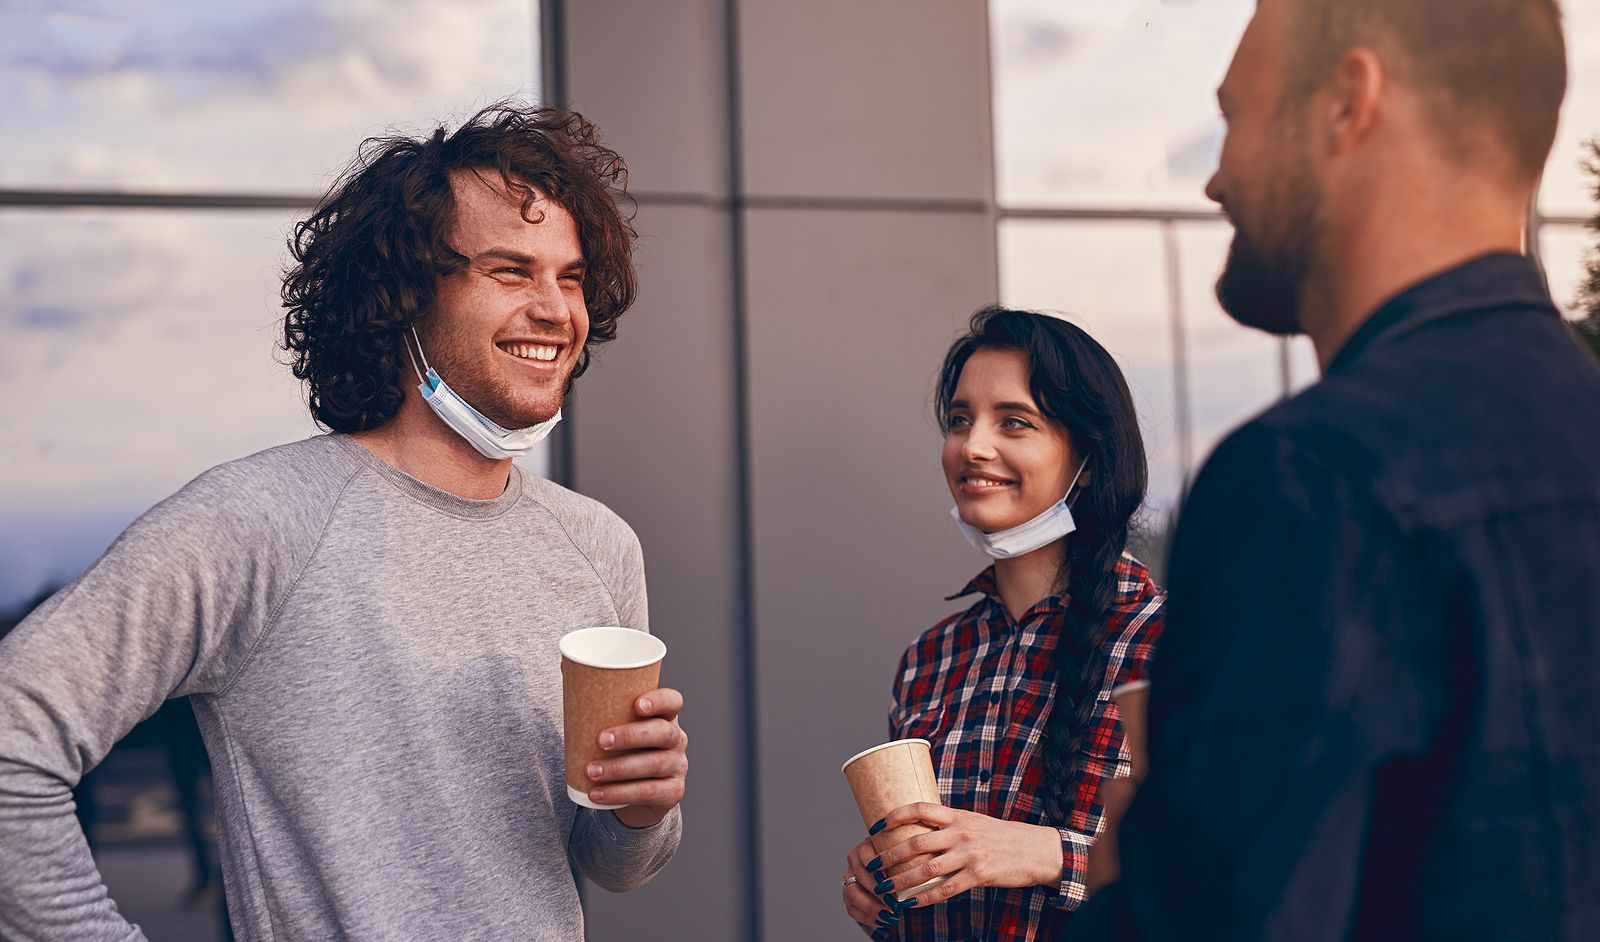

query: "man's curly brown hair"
left=281, top=101, right=637, bottom=433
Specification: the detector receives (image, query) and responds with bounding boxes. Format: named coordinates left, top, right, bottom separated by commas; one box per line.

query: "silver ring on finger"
left=842, top=875, right=858, bottom=888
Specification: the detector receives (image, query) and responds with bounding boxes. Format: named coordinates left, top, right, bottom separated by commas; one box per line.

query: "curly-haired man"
left=0, top=102, right=686, bottom=940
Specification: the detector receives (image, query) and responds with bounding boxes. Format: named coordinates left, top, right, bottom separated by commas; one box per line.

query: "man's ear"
left=1327, top=46, right=1386, bottom=156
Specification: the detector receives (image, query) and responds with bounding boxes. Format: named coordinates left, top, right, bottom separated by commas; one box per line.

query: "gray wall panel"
left=561, top=3, right=998, bottom=938
left=571, top=203, right=745, bottom=942
left=563, top=0, right=731, bottom=197
left=744, top=207, right=996, bottom=941
left=737, top=0, right=993, bottom=201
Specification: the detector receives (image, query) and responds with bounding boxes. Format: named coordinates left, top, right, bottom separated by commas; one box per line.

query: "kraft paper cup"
left=1111, top=680, right=1151, bottom=782
left=560, top=627, right=667, bottom=810
left=841, top=738, right=949, bottom=900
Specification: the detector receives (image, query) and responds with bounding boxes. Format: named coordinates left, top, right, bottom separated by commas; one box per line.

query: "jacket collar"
left=1326, top=252, right=1557, bottom=376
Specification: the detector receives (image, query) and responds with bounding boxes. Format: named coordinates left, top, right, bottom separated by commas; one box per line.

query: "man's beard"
left=1215, top=163, right=1322, bottom=337
left=417, top=322, right=570, bottom=429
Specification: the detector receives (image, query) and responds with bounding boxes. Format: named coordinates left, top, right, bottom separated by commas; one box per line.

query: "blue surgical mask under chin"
left=951, top=453, right=1092, bottom=559
left=407, top=328, right=562, bottom=461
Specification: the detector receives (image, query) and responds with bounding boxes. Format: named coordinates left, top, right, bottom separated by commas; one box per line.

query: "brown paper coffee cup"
left=841, top=738, right=949, bottom=899
left=560, top=626, right=667, bottom=810
left=1111, top=680, right=1151, bottom=782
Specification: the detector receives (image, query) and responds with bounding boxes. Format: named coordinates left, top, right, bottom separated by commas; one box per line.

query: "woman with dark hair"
left=840, top=307, right=1166, bottom=941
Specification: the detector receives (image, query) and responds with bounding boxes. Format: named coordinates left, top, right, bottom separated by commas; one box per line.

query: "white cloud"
left=0, top=209, right=319, bottom=508
left=0, top=0, right=539, bottom=193
left=990, top=0, right=1253, bottom=208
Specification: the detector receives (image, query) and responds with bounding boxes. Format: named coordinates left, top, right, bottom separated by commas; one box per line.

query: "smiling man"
left=0, top=104, right=685, bottom=940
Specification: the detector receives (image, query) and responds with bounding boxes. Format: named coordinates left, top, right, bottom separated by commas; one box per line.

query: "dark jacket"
left=1070, top=253, right=1600, bottom=941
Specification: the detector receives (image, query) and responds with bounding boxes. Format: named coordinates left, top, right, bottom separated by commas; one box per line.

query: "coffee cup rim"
left=559, top=626, right=667, bottom=670
left=841, top=738, right=932, bottom=774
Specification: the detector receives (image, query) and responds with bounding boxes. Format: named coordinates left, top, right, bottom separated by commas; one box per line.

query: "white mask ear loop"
left=1064, top=451, right=1092, bottom=505
left=406, top=327, right=432, bottom=384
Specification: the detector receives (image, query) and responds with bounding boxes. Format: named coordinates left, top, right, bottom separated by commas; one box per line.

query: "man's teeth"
left=502, top=342, right=559, bottom=361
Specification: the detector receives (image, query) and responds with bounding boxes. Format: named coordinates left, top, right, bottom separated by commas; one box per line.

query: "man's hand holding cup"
left=587, top=687, right=689, bottom=828
left=559, top=626, right=685, bottom=829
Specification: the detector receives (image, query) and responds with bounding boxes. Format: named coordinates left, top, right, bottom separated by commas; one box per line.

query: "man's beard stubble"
left=1215, top=162, right=1323, bottom=337
left=418, top=320, right=571, bottom=430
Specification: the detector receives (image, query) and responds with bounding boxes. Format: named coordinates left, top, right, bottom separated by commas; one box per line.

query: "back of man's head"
left=1286, top=0, right=1567, bottom=185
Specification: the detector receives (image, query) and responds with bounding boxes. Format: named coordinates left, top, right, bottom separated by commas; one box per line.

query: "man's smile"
left=496, top=340, right=564, bottom=369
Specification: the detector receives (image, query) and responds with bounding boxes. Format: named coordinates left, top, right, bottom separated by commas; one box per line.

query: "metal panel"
left=743, top=205, right=997, bottom=941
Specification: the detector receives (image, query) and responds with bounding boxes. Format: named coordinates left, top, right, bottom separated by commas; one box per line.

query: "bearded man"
left=1071, top=1, right=1600, bottom=940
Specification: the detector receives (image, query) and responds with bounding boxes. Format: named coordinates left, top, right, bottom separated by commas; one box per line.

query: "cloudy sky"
left=2, top=0, right=1598, bottom=608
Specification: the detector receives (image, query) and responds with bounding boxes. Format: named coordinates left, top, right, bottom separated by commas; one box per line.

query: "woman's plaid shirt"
left=885, top=552, right=1165, bottom=942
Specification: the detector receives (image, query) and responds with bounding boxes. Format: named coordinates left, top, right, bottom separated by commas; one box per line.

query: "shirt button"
left=989, top=691, right=1002, bottom=705
left=978, top=768, right=992, bottom=783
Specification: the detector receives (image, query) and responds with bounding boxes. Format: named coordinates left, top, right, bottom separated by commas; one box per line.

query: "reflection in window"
left=1173, top=222, right=1299, bottom=469
left=1542, top=223, right=1596, bottom=315
left=0, top=0, right=539, bottom=193
left=1540, top=0, right=1600, bottom=216
left=0, top=210, right=317, bottom=607
left=989, top=0, right=1251, bottom=209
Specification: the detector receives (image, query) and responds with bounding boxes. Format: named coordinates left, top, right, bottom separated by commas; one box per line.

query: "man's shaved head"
left=1285, top=0, right=1567, bottom=182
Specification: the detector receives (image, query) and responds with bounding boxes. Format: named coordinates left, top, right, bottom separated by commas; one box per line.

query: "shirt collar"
left=945, top=565, right=1000, bottom=603
left=945, top=565, right=1069, bottom=618
left=1326, top=252, right=1556, bottom=375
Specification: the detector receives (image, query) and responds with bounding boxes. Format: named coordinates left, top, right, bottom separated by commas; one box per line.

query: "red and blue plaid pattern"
left=885, top=552, right=1165, bottom=942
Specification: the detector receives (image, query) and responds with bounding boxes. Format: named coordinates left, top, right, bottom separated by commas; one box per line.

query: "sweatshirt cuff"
left=591, top=804, right=682, bottom=844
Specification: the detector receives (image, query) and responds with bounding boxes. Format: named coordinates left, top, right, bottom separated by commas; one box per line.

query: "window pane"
left=998, top=219, right=1182, bottom=533
left=0, top=0, right=538, bottom=194
left=989, top=0, right=1252, bottom=209
left=991, top=0, right=1599, bottom=218
left=0, top=210, right=313, bottom=608
left=1173, top=222, right=1304, bottom=469
left=1541, top=2, right=1600, bottom=217
left=1542, top=222, right=1595, bottom=315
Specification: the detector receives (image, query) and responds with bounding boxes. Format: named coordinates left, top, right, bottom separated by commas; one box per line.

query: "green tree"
left=1575, top=139, right=1600, bottom=361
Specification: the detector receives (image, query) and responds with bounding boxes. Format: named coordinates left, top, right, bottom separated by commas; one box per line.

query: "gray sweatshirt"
left=0, top=435, right=681, bottom=941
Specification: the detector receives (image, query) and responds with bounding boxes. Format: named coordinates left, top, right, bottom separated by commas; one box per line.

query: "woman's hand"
left=870, top=803, right=1063, bottom=908
left=842, top=837, right=906, bottom=938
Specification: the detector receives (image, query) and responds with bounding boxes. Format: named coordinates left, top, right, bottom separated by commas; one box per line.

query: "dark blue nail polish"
left=868, top=817, right=887, bottom=835
left=874, top=878, right=894, bottom=895
left=899, top=896, right=918, bottom=909
left=867, top=854, right=883, bottom=871
left=882, top=892, right=899, bottom=906
left=871, top=929, right=890, bottom=941
left=868, top=865, right=883, bottom=882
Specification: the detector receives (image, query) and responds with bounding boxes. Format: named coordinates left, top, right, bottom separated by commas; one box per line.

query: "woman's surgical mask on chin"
left=951, top=453, right=1091, bottom=559
left=406, top=327, right=562, bottom=461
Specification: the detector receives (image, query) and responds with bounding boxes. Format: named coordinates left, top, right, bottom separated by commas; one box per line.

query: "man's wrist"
left=613, top=805, right=671, bottom=829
